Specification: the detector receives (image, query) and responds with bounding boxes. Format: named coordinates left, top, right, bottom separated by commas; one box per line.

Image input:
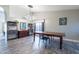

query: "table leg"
left=60, top=36, right=63, bottom=49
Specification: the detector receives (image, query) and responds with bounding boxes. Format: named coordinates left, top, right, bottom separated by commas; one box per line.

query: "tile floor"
left=0, top=36, right=79, bottom=54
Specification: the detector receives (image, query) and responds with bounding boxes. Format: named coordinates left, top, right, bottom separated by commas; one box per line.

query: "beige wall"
left=9, top=5, right=29, bottom=19
left=33, top=10, right=79, bottom=40
left=8, top=5, right=29, bottom=31
left=0, top=5, right=9, bottom=21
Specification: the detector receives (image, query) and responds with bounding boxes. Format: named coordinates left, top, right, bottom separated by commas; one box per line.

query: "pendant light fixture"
left=27, top=5, right=33, bottom=20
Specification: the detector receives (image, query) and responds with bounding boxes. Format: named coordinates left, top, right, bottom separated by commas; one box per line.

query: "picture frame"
left=59, top=17, right=67, bottom=25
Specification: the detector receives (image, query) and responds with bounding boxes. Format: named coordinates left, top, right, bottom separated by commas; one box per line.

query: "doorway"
left=34, top=22, right=44, bottom=32
left=0, top=7, right=6, bottom=41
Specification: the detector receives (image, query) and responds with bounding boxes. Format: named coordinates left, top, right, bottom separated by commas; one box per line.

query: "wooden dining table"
left=33, top=31, right=65, bottom=49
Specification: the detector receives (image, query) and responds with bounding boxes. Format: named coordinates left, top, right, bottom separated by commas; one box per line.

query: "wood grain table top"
left=34, top=31, right=65, bottom=37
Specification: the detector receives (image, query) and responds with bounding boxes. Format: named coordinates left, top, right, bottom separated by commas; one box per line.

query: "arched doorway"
left=0, top=7, right=6, bottom=41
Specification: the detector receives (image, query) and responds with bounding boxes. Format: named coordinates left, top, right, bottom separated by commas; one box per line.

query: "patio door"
left=34, top=22, right=44, bottom=32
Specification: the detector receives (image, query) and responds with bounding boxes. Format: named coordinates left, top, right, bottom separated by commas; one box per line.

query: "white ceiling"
left=27, top=5, right=79, bottom=12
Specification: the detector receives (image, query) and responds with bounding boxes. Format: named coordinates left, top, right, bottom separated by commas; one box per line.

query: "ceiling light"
left=28, top=5, right=33, bottom=8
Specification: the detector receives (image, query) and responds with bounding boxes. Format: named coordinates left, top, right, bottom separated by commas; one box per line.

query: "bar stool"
left=39, top=35, right=50, bottom=48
